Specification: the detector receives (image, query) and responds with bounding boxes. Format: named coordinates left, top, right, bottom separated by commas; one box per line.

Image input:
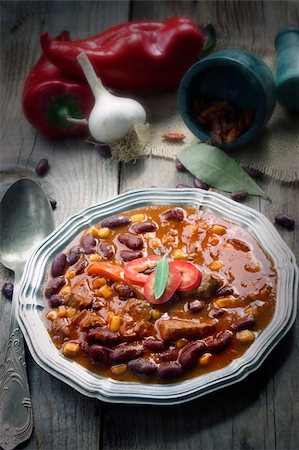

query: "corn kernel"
left=60, top=285, right=71, bottom=296
left=210, top=237, right=220, bottom=246
left=108, top=311, right=115, bottom=322
left=236, top=330, right=255, bottom=344
left=209, top=260, right=224, bottom=271
left=110, top=315, right=121, bottom=332
left=183, top=224, right=197, bottom=236
left=46, top=310, right=58, bottom=321
left=98, top=285, right=113, bottom=299
left=57, top=305, right=67, bottom=317
left=244, top=264, right=260, bottom=273
left=66, top=307, right=77, bottom=318
left=172, top=249, right=186, bottom=260
left=92, top=277, right=107, bottom=289
left=163, top=234, right=175, bottom=245
left=130, top=213, right=145, bottom=223
left=150, top=309, right=162, bottom=320
left=211, top=224, right=227, bottom=236
left=111, top=364, right=128, bottom=375
left=65, top=270, right=76, bottom=280
left=85, top=226, right=99, bottom=238
left=62, top=341, right=81, bottom=357
left=89, top=253, right=102, bottom=262
left=176, top=338, right=189, bottom=349
left=98, top=227, right=110, bottom=238
left=215, top=297, right=237, bottom=308
left=150, top=238, right=162, bottom=249
left=199, top=353, right=212, bottom=365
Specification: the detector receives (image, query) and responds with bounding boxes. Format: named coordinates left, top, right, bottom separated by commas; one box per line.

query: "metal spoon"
left=0, top=179, right=54, bottom=450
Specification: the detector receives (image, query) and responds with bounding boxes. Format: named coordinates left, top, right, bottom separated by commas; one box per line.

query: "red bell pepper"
left=22, top=31, right=94, bottom=137
left=40, top=17, right=206, bottom=90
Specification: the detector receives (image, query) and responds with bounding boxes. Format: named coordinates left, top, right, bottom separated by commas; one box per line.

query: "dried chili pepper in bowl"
left=22, top=31, right=94, bottom=137
left=178, top=49, right=277, bottom=149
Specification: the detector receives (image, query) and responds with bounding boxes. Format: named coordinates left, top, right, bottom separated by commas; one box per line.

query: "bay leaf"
left=154, top=257, right=169, bottom=299
left=178, top=143, right=268, bottom=198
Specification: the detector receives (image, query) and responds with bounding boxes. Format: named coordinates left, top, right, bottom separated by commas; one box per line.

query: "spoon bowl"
left=0, top=179, right=54, bottom=272
left=0, top=178, right=54, bottom=450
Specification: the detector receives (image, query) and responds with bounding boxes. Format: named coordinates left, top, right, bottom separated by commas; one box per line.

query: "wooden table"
left=1, top=2, right=298, bottom=449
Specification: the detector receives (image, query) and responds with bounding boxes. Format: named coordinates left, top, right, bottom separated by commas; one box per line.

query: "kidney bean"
left=162, top=208, right=184, bottom=221
left=216, top=286, right=234, bottom=297
left=204, top=330, right=233, bottom=353
left=80, top=234, right=96, bottom=254
left=131, top=221, right=157, bottom=234
left=67, top=246, right=81, bottom=266
left=35, top=158, right=49, bottom=176
left=193, top=178, right=209, bottom=190
left=51, top=252, right=67, bottom=277
left=157, top=349, right=178, bottom=362
left=188, top=299, right=205, bottom=313
left=2, top=282, right=13, bottom=299
left=175, top=161, right=187, bottom=172
left=157, top=361, right=183, bottom=379
left=178, top=341, right=206, bottom=370
left=48, top=197, right=57, bottom=210
left=230, top=191, right=248, bottom=201
left=110, top=343, right=144, bottom=364
left=49, top=294, right=65, bottom=308
left=120, top=250, right=143, bottom=262
left=243, top=167, right=263, bottom=178
left=99, top=242, right=114, bottom=259
left=113, top=283, right=135, bottom=300
left=275, top=213, right=295, bottom=230
left=45, top=276, right=66, bottom=298
left=86, top=327, right=121, bottom=347
left=101, top=215, right=131, bottom=229
left=143, top=338, right=166, bottom=352
left=88, top=344, right=110, bottom=365
left=231, top=316, right=255, bottom=331
left=118, top=233, right=143, bottom=250
left=128, top=358, right=158, bottom=376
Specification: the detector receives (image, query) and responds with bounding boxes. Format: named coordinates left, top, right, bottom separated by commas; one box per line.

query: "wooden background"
left=0, top=1, right=298, bottom=449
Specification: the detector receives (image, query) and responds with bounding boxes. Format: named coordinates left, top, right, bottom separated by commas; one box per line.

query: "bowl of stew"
left=17, top=188, right=298, bottom=405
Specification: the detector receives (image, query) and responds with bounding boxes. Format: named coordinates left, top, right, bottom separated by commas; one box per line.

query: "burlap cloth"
left=139, top=45, right=299, bottom=182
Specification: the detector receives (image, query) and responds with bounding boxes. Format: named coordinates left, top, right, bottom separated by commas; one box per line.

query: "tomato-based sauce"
left=44, top=206, right=277, bottom=383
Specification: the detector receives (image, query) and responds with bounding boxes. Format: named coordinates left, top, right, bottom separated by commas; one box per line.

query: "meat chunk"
left=50, top=317, right=70, bottom=346
left=181, top=272, right=223, bottom=300
left=158, top=318, right=216, bottom=341
left=65, top=281, right=94, bottom=309
left=79, top=311, right=106, bottom=330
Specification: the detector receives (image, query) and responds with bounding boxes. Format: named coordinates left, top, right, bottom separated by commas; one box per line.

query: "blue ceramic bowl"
left=178, top=49, right=277, bottom=149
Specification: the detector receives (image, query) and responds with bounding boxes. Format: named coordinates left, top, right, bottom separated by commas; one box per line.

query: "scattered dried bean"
left=275, top=213, right=295, bottom=230
left=2, top=282, right=13, bottom=299
left=193, top=178, right=209, bottom=190
left=243, top=167, right=263, bottom=178
left=230, top=191, right=248, bottom=201
left=35, top=158, right=49, bottom=176
left=175, top=161, right=187, bottom=172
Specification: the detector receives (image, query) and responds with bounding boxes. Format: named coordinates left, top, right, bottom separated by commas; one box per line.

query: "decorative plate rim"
left=17, top=188, right=298, bottom=405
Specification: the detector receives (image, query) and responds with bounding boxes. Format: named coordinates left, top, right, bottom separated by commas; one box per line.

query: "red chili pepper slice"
left=124, top=255, right=161, bottom=286
left=169, top=261, right=202, bottom=291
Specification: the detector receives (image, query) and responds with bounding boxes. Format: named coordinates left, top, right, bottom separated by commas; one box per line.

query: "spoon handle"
left=0, top=282, right=33, bottom=450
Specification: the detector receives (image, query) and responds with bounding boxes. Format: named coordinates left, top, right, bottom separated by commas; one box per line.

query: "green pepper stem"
left=57, top=106, right=88, bottom=125
left=201, top=24, right=217, bottom=58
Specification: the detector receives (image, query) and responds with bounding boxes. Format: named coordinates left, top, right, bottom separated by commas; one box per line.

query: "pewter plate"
left=17, top=188, right=298, bottom=405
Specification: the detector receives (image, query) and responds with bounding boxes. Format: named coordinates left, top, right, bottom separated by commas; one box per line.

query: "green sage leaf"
left=178, top=143, right=268, bottom=198
left=154, top=257, right=169, bottom=299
